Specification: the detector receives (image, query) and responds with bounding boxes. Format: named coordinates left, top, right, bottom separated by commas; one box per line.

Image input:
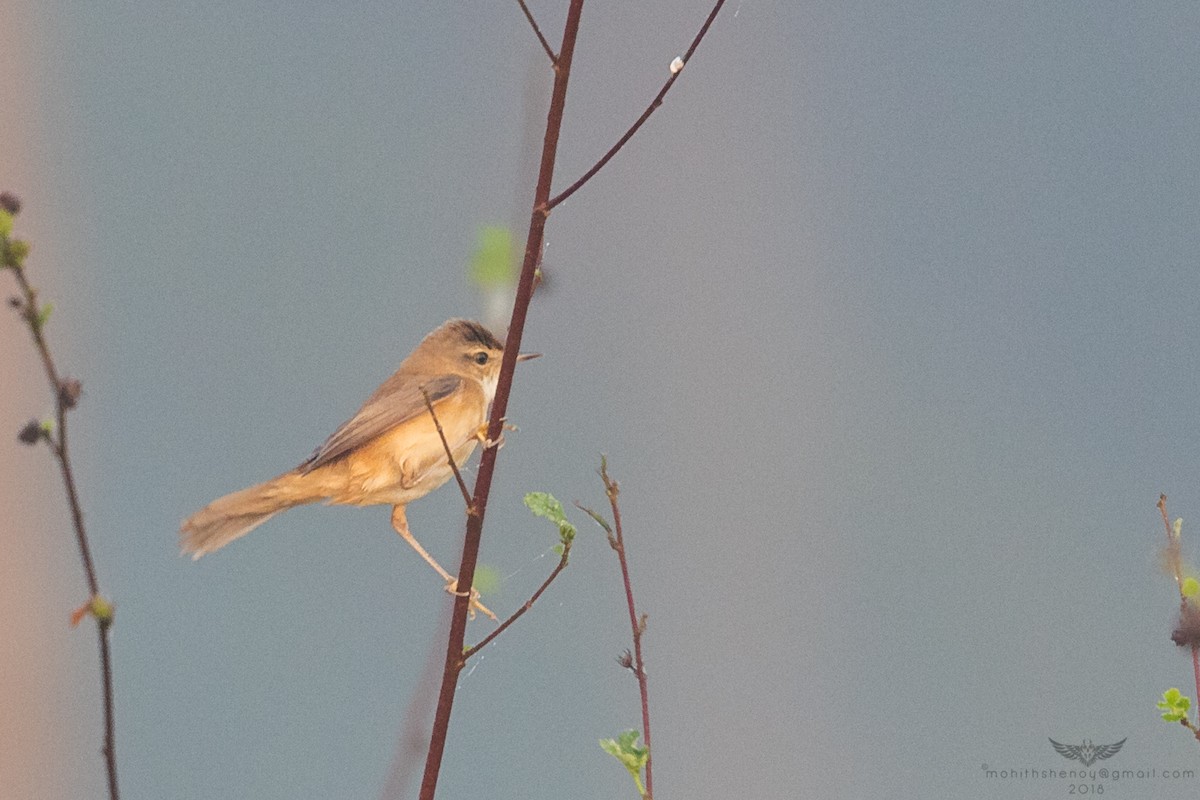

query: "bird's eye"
left=473, top=352, right=490, bottom=365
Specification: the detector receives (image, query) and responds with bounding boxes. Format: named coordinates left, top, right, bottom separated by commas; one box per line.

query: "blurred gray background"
left=3, top=2, right=1200, bottom=798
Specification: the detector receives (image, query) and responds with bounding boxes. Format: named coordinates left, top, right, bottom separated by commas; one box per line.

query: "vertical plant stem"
left=417, top=3, right=586, bottom=798
left=98, top=624, right=118, bottom=800
left=602, top=466, right=653, bottom=799
left=13, top=267, right=100, bottom=595
left=9, top=260, right=118, bottom=800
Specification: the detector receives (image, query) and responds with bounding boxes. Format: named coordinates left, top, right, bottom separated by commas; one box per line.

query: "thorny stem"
left=7, top=256, right=119, bottom=800
left=601, top=460, right=653, bottom=800
left=418, top=3, right=586, bottom=798
left=514, top=0, right=558, bottom=65
left=420, top=387, right=474, bottom=512
left=546, top=0, right=728, bottom=212
left=463, top=542, right=571, bottom=660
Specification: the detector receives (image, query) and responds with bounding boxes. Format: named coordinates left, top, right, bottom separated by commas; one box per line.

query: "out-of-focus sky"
left=4, top=2, right=1200, bottom=798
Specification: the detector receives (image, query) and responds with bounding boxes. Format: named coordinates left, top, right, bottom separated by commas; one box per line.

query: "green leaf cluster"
left=1158, top=688, right=1191, bottom=722
left=599, top=729, right=649, bottom=796
left=524, top=491, right=576, bottom=552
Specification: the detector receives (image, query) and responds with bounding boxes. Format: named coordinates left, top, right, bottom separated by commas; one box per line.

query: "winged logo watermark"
left=1048, top=738, right=1127, bottom=767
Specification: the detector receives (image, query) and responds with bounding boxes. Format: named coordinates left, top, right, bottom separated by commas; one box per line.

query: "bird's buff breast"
left=320, top=390, right=485, bottom=508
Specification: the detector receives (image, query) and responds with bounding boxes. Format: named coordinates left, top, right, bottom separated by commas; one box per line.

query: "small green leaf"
left=524, top=491, right=576, bottom=544
left=1158, top=688, right=1191, bottom=722
left=1183, top=577, right=1200, bottom=598
left=600, top=729, right=649, bottom=795
left=576, top=503, right=613, bottom=534
left=1175, top=518, right=1184, bottom=539
left=35, top=302, right=52, bottom=329
left=525, top=491, right=564, bottom=521
left=0, top=210, right=12, bottom=238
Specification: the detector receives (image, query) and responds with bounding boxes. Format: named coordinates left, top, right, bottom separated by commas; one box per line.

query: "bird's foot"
left=475, top=419, right=518, bottom=450
left=445, top=579, right=497, bottom=621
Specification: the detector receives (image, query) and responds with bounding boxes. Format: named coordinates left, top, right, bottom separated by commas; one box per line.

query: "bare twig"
left=464, top=541, right=571, bottom=660
left=420, top=387, right=474, bottom=512
left=600, top=458, right=653, bottom=799
left=546, top=0, right=728, bottom=211
left=515, top=0, right=558, bottom=65
left=418, top=3, right=587, bottom=798
left=10, top=267, right=99, bottom=596
left=4, top=200, right=120, bottom=800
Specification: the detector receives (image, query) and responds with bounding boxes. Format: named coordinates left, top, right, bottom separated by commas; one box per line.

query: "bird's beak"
left=516, top=352, right=542, bottom=362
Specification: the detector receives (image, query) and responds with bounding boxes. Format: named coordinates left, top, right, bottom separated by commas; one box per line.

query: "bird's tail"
left=180, top=470, right=327, bottom=559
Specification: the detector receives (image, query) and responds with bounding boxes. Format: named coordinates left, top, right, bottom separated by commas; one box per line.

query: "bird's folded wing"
left=298, top=374, right=461, bottom=473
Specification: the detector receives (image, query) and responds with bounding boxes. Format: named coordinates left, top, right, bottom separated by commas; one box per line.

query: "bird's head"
left=414, top=319, right=539, bottom=399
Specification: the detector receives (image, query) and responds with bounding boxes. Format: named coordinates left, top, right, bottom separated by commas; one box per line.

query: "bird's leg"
left=390, top=505, right=496, bottom=621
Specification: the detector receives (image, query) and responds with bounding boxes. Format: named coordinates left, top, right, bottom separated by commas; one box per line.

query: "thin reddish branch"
left=419, top=0, right=728, bottom=791
left=420, top=387, right=474, bottom=512
left=515, top=0, right=558, bottom=65
left=464, top=544, right=571, bottom=660
left=601, top=461, right=653, bottom=799
left=418, top=3, right=587, bottom=798
left=546, top=0, right=728, bottom=212
left=7, top=239, right=119, bottom=800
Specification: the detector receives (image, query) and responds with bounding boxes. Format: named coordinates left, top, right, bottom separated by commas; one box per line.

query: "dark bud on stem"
left=59, top=377, right=82, bottom=409
left=7, top=296, right=21, bottom=309
left=616, top=649, right=635, bottom=671
left=0, top=192, right=20, bottom=216
left=17, top=419, right=42, bottom=445
left=1171, top=600, right=1200, bottom=648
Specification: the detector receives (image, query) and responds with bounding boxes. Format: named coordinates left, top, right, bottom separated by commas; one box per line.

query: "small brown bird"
left=180, top=318, right=537, bottom=618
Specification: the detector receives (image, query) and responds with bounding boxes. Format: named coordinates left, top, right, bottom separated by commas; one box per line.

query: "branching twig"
left=599, top=459, right=654, bottom=800
left=418, top=4, right=587, bottom=798
left=546, top=0, right=728, bottom=212
left=420, top=0, right=724, bottom=793
left=464, top=541, right=571, bottom=660
left=420, top=387, right=474, bottom=512
left=515, top=0, right=558, bottom=65
left=3, top=194, right=120, bottom=800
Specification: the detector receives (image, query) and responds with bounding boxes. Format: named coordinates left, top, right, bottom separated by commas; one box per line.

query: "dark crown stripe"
left=450, top=319, right=504, bottom=350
